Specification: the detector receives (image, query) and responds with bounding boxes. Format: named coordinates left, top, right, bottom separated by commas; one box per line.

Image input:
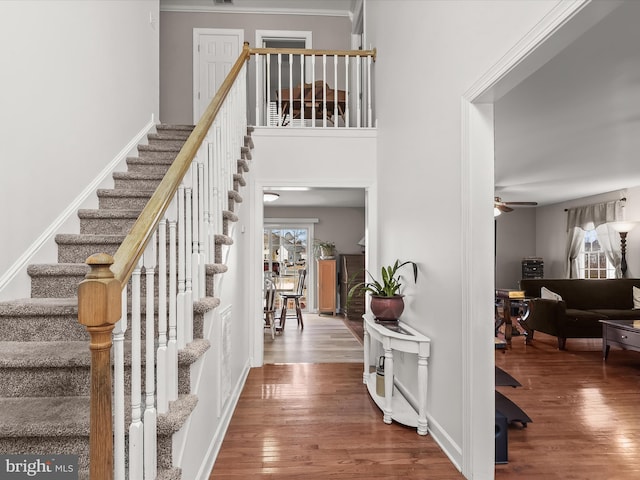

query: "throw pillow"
left=541, top=286, right=563, bottom=301
left=633, top=286, right=640, bottom=309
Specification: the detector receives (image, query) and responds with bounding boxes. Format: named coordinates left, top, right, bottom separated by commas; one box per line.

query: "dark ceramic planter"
left=370, top=295, right=405, bottom=321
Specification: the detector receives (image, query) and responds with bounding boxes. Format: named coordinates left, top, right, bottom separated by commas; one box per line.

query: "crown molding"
left=160, top=4, right=351, bottom=17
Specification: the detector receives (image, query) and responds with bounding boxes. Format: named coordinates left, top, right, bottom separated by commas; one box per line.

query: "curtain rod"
left=564, top=197, right=626, bottom=212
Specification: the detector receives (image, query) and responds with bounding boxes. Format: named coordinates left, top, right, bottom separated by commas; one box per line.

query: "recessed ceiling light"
left=263, top=192, right=280, bottom=202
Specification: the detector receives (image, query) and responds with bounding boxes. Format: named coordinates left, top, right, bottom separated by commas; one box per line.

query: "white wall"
left=495, top=209, right=537, bottom=289
left=159, top=10, right=352, bottom=124
left=0, top=0, right=160, bottom=286
left=365, top=0, right=559, bottom=476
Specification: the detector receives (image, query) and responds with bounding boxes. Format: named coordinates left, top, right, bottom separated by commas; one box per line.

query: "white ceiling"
left=263, top=187, right=365, bottom=208
left=494, top=1, right=640, bottom=206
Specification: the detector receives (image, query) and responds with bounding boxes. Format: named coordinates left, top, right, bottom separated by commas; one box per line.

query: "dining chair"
left=264, top=276, right=277, bottom=339
left=279, top=268, right=306, bottom=330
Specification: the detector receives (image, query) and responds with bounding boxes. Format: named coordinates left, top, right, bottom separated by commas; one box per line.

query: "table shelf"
left=363, top=313, right=431, bottom=435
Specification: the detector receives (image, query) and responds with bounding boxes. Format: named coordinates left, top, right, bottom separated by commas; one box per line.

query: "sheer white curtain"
left=564, top=199, right=623, bottom=278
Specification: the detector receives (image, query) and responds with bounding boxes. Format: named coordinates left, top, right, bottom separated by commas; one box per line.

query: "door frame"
left=263, top=219, right=318, bottom=314
left=192, top=28, right=244, bottom=124
left=254, top=30, right=313, bottom=126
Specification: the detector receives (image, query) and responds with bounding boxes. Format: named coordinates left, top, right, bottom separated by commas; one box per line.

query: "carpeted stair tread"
left=215, top=234, right=233, bottom=246
left=97, top=189, right=154, bottom=199
left=157, top=467, right=182, bottom=480
left=0, top=297, right=77, bottom=316
left=27, top=263, right=89, bottom=276
left=112, top=171, right=166, bottom=182
left=157, top=394, right=198, bottom=436
left=156, top=124, right=195, bottom=132
left=126, top=156, right=174, bottom=166
left=237, top=158, right=249, bottom=172
left=138, top=144, right=182, bottom=153
left=0, top=341, right=89, bottom=368
left=232, top=173, right=246, bottom=187
left=0, top=396, right=89, bottom=437
left=206, top=264, right=228, bottom=275
left=56, top=233, right=127, bottom=244
left=223, top=210, right=238, bottom=223
left=78, top=209, right=141, bottom=220
left=228, top=190, right=243, bottom=203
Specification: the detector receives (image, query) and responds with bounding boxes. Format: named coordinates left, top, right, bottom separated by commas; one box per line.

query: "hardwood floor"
left=263, top=313, right=363, bottom=364
left=495, top=332, right=640, bottom=479
left=210, top=314, right=640, bottom=479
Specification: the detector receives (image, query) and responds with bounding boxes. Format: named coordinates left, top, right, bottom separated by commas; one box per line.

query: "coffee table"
left=600, top=319, right=640, bottom=360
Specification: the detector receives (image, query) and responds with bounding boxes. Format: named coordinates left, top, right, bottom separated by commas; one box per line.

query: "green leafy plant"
left=313, top=239, right=336, bottom=259
left=348, top=259, right=418, bottom=299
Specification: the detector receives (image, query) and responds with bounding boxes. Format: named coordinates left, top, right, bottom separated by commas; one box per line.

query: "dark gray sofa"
left=519, top=278, right=640, bottom=350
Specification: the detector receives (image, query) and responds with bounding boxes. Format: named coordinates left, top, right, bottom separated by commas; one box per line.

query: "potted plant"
left=313, top=239, right=336, bottom=259
left=348, top=259, right=418, bottom=321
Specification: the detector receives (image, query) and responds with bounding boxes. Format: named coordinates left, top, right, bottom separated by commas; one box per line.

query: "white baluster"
left=202, top=149, right=211, bottom=265
left=322, top=54, right=327, bottom=128
left=288, top=53, right=293, bottom=125
left=157, top=219, right=168, bottom=414
left=128, top=260, right=143, bottom=480
left=143, top=236, right=157, bottom=480
left=357, top=55, right=362, bottom=128
left=277, top=53, right=282, bottom=126
left=266, top=53, right=272, bottom=126
left=334, top=54, right=338, bottom=127
left=367, top=54, right=373, bottom=128
left=345, top=55, right=350, bottom=127
left=300, top=54, right=305, bottom=125
left=113, top=287, right=127, bottom=480
left=311, top=55, right=316, bottom=125
left=168, top=220, right=178, bottom=401
left=198, top=161, right=206, bottom=298
left=208, top=140, right=218, bottom=242
left=255, top=53, right=261, bottom=126
left=191, top=163, right=200, bottom=303
left=185, top=188, right=194, bottom=345
left=177, top=186, right=186, bottom=349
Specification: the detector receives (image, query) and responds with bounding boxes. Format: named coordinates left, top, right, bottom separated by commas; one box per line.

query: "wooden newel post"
left=78, top=253, right=122, bottom=480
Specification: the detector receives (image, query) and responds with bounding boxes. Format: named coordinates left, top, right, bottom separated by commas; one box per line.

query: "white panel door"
left=193, top=29, right=243, bottom=123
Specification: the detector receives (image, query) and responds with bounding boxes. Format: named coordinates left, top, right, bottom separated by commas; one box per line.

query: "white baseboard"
left=195, top=358, right=251, bottom=480
left=0, top=116, right=156, bottom=301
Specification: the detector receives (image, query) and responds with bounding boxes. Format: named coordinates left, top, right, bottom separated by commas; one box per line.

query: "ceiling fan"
left=494, top=196, right=538, bottom=214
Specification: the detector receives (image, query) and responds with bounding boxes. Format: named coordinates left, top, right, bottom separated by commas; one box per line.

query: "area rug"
left=341, top=316, right=364, bottom=345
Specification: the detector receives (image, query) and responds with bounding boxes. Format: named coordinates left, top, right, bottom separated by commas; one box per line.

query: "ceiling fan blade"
left=498, top=204, right=513, bottom=213
left=503, top=201, right=538, bottom=206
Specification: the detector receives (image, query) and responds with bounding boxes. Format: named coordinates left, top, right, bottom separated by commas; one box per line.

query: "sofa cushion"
left=541, top=286, right=563, bottom=301
left=589, top=309, right=640, bottom=320
left=564, top=308, right=606, bottom=321
left=634, top=286, right=640, bottom=309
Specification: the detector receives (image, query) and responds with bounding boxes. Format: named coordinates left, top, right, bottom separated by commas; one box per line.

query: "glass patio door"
left=263, top=226, right=309, bottom=312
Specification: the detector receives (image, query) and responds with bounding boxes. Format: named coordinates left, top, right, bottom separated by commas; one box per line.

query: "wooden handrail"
left=110, top=42, right=251, bottom=288
left=249, top=47, right=376, bottom=61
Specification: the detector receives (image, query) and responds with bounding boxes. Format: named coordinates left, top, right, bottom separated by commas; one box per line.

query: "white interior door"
left=193, top=29, right=243, bottom=123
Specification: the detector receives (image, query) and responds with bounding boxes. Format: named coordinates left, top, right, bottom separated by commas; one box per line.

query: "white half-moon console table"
left=362, top=312, right=431, bottom=435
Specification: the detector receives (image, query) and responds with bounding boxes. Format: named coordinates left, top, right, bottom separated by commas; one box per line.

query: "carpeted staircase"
left=0, top=124, right=253, bottom=478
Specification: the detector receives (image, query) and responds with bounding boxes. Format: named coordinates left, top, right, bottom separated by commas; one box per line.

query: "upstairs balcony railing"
left=248, top=46, right=376, bottom=128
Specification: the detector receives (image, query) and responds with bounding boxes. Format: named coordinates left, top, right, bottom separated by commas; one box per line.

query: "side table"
left=363, top=313, right=431, bottom=435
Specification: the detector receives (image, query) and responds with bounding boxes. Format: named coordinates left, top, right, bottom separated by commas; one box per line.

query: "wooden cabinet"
left=317, top=259, right=336, bottom=315
left=340, top=254, right=365, bottom=320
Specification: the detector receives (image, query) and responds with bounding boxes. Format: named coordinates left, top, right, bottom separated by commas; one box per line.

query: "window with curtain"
left=578, top=229, right=616, bottom=278
left=565, top=199, right=623, bottom=278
